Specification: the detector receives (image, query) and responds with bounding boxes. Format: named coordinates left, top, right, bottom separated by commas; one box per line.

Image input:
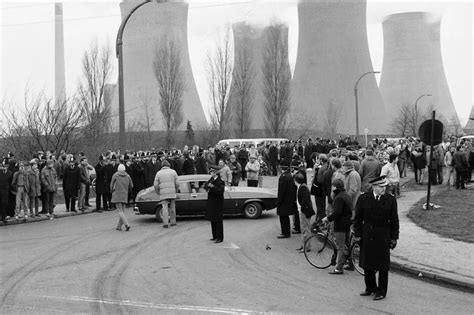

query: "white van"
left=217, top=138, right=289, bottom=148
left=457, top=135, right=474, bottom=146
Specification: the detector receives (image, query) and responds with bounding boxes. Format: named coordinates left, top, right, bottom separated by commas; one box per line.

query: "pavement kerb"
left=0, top=205, right=100, bottom=226
left=390, top=259, right=474, bottom=293
left=389, top=185, right=474, bottom=293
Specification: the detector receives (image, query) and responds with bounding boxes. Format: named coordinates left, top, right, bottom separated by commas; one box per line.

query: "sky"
left=1, top=0, right=473, bottom=127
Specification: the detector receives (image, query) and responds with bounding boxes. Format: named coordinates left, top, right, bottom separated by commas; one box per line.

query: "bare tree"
left=323, top=100, right=342, bottom=139
left=77, top=41, right=114, bottom=138
left=447, top=114, right=462, bottom=136
left=153, top=36, right=184, bottom=148
left=391, top=103, right=415, bottom=137
left=230, top=40, right=254, bottom=138
left=262, top=21, right=291, bottom=137
left=137, top=92, right=154, bottom=149
left=207, top=26, right=233, bottom=139
left=1, top=90, right=83, bottom=158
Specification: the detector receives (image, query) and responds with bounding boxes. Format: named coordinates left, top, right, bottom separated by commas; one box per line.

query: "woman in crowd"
left=110, top=164, right=133, bottom=231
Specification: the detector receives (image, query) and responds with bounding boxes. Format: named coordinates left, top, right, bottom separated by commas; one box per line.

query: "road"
left=0, top=208, right=472, bottom=314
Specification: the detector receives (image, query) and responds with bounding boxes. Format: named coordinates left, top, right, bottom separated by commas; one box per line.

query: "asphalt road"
left=0, top=207, right=472, bottom=314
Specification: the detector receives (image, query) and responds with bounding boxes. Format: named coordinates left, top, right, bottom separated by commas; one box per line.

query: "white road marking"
left=28, top=295, right=259, bottom=314
left=223, top=242, right=240, bottom=249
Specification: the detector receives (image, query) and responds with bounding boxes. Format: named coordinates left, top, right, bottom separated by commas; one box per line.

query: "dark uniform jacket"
left=205, top=174, right=225, bottom=222
left=277, top=170, right=297, bottom=216
left=354, top=190, right=399, bottom=271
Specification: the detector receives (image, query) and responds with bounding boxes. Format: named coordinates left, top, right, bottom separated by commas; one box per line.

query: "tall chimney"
left=55, top=2, right=66, bottom=104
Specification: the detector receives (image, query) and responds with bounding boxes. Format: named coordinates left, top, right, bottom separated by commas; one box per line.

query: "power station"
left=379, top=12, right=459, bottom=126
left=119, top=0, right=207, bottom=130
left=291, top=0, right=387, bottom=134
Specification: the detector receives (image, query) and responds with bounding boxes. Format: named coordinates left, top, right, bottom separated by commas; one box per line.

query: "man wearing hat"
left=205, top=166, right=225, bottom=243
left=353, top=175, right=399, bottom=301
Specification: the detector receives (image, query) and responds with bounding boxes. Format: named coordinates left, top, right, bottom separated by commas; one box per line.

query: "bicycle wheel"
left=304, top=234, right=336, bottom=269
left=350, top=241, right=364, bottom=275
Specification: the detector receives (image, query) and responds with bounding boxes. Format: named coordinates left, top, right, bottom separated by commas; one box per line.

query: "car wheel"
left=243, top=202, right=262, bottom=219
left=155, top=205, right=163, bottom=223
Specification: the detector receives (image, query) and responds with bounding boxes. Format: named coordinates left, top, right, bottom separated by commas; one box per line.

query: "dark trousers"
left=43, top=191, right=55, bottom=214
left=239, top=161, right=247, bottom=180
left=315, top=195, right=326, bottom=222
left=211, top=221, right=224, bottom=240
left=85, top=184, right=90, bottom=205
left=365, top=270, right=389, bottom=296
left=0, top=190, right=8, bottom=220
left=96, top=193, right=109, bottom=209
left=247, top=179, right=258, bottom=187
left=428, top=168, right=438, bottom=185
left=65, top=195, right=76, bottom=212
left=455, top=169, right=466, bottom=189
left=7, top=191, right=15, bottom=217
left=279, top=215, right=291, bottom=236
left=293, top=213, right=301, bottom=232
left=414, top=167, right=421, bottom=183
left=270, top=162, right=278, bottom=176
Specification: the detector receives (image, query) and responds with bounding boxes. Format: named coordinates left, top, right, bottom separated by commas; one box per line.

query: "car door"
left=176, top=181, right=190, bottom=214
left=190, top=180, right=208, bottom=215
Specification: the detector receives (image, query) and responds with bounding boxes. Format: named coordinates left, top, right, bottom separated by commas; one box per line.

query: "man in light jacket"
left=245, top=155, right=260, bottom=187
left=154, top=160, right=180, bottom=228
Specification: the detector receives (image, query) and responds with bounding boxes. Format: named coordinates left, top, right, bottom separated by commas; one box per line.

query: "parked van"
left=217, top=138, right=289, bottom=148
left=457, top=135, right=474, bottom=146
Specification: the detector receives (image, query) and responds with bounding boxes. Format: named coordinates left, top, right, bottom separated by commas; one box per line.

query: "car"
left=134, top=174, right=277, bottom=222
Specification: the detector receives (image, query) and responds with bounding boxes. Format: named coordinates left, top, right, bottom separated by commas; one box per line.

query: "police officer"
left=353, top=175, right=399, bottom=301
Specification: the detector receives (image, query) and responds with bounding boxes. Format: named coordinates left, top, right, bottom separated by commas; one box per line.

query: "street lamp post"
left=414, top=93, right=432, bottom=136
left=116, top=0, right=151, bottom=151
left=354, top=71, right=380, bottom=141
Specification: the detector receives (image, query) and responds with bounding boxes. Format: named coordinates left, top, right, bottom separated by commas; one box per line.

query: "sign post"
left=418, top=111, right=443, bottom=210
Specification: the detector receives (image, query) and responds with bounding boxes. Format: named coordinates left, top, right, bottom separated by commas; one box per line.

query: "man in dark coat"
left=268, top=143, right=279, bottom=176
left=452, top=146, right=469, bottom=189
left=144, top=155, right=161, bottom=187
left=182, top=154, right=196, bottom=175
left=95, top=156, right=111, bottom=212
left=7, top=159, right=18, bottom=217
left=0, top=163, right=13, bottom=222
left=130, top=158, right=145, bottom=204
left=276, top=166, right=297, bottom=238
left=63, top=158, right=81, bottom=212
left=237, top=145, right=249, bottom=181
left=103, top=158, right=116, bottom=210
left=354, top=175, right=399, bottom=301
left=205, top=168, right=225, bottom=243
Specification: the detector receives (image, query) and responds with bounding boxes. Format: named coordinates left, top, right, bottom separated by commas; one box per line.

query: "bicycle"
left=304, top=222, right=364, bottom=275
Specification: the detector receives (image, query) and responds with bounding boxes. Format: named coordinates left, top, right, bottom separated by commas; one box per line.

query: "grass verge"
left=407, top=188, right=474, bottom=243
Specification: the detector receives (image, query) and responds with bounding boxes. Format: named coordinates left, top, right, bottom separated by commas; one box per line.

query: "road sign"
left=419, top=119, right=443, bottom=146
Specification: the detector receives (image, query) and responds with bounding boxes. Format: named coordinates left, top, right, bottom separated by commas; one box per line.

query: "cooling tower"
left=379, top=12, right=459, bottom=126
left=228, top=22, right=266, bottom=132
left=55, top=3, right=66, bottom=104
left=119, top=0, right=207, bottom=130
left=292, top=0, right=386, bottom=135
left=464, top=106, right=474, bottom=133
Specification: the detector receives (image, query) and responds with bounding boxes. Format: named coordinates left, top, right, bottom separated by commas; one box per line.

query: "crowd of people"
left=1, top=135, right=472, bottom=300
left=0, top=135, right=472, bottom=225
